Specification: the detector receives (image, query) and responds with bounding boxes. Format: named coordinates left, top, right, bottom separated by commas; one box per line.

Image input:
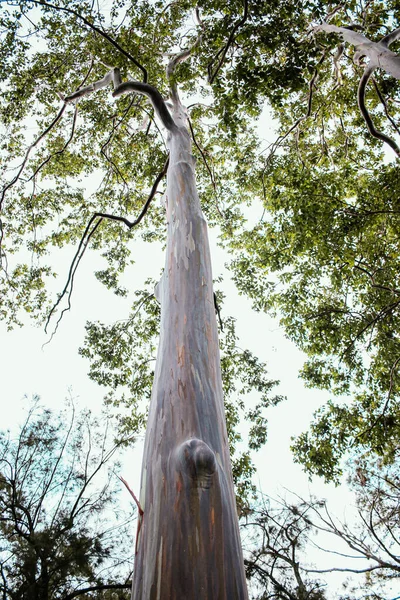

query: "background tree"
left=225, top=1, right=400, bottom=480
left=0, top=397, right=134, bottom=600
left=242, top=497, right=327, bottom=600
left=243, top=453, right=400, bottom=600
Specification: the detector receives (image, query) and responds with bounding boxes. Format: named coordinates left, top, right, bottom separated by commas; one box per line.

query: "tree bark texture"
left=132, top=112, right=248, bottom=599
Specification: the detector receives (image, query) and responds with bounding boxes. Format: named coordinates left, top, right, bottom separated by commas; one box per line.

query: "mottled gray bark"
left=131, top=102, right=248, bottom=599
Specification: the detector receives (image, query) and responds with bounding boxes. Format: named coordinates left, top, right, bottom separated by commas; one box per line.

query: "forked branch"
left=166, top=8, right=204, bottom=106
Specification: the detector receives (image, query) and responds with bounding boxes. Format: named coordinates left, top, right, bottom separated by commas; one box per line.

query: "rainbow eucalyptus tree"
left=67, top=63, right=248, bottom=599
left=0, top=1, right=255, bottom=597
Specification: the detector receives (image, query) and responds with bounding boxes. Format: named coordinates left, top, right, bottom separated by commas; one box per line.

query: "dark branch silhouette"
left=63, top=582, right=132, bottom=600
left=45, top=157, right=169, bottom=336
left=316, top=22, right=400, bottom=156
left=26, top=0, right=148, bottom=81
left=358, top=66, right=400, bottom=156
left=208, top=0, right=249, bottom=84
left=187, top=117, right=225, bottom=219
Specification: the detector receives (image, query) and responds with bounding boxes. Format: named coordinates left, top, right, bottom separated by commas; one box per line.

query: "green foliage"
left=0, top=397, right=134, bottom=599
left=224, top=2, right=400, bottom=480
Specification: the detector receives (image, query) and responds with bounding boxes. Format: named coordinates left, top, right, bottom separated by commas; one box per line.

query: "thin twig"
left=0, top=104, right=66, bottom=209
left=208, top=0, right=249, bottom=84
left=372, top=78, right=400, bottom=136
left=44, top=158, right=169, bottom=336
left=187, top=117, right=224, bottom=219
left=118, top=476, right=143, bottom=516
left=26, top=0, right=148, bottom=81
left=358, top=65, right=400, bottom=156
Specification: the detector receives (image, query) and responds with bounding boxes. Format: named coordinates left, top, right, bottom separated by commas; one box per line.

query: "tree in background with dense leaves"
left=0, top=398, right=133, bottom=600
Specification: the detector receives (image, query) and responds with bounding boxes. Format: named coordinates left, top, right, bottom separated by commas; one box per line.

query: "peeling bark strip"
left=132, top=109, right=248, bottom=599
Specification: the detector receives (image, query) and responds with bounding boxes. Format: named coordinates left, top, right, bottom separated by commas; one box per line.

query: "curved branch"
left=208, top=0, right=249, bottom=84
left=26, top=0, right=148, bottom=81
left=44, top=216, right=102, bottom=340
left=315, top=23, right=400, bottom=79
left=112, top=81, right=176, bottom=131
left=358, top=65, right=400, bottom=156
left=63, top=67, right=175, bottom=132
left=44, top=157, right=169, bottom=336
left=64, top=67, right=123, bottom=102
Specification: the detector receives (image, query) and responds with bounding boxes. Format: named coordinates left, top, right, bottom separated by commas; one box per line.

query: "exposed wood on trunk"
left=132, top=105, right=248, bottom=599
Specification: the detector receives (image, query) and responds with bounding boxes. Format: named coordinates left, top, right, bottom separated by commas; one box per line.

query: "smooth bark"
left=315, top=24, right=400, bottom=79
left=132, top=104, right=248, bottom=599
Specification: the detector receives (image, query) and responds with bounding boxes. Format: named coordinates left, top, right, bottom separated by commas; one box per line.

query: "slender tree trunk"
left=132, top=106, right=248, bottom=599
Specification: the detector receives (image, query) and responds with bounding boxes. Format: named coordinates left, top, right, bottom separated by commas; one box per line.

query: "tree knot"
left=176, top=438, right=216, bottom=489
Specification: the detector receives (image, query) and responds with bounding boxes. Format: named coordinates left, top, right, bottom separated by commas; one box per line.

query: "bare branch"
left=44, top=157, right=169, bottom=335
left=26, top=0, right=148, bottom=81
left=315, top=23, right=400, bottom=78
left=64, top=67, right=123, bottom=102
left=358, top=65, right=400, bottom=156
left=208, top=0, right=249, bottom=84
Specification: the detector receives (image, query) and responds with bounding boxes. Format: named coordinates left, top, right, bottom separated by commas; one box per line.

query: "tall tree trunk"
left=132, top=105, right=248, bottom=599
